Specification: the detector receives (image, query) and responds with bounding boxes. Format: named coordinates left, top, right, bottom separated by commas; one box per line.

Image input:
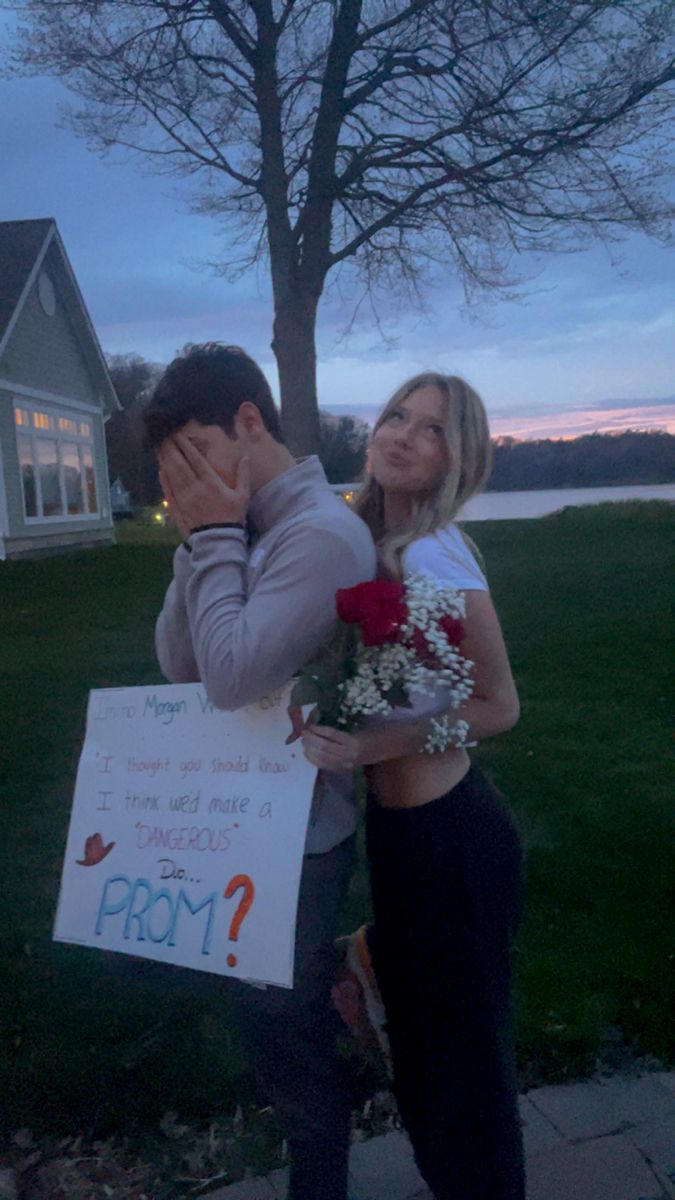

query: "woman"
left=301, top=373, right=526, bottom=1200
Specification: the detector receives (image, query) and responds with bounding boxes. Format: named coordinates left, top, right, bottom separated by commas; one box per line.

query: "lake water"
left=457, top=483, right=675, bottom=521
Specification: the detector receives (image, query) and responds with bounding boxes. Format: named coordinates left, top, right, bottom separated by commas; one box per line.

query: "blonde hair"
left=354, top=372, right=492, bottom=579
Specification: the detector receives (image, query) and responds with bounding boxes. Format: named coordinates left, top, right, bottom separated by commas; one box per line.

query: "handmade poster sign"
left=53, top=682, right=317, bottom=987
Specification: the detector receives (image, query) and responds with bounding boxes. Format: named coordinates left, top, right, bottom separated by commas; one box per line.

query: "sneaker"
left=333, top=925, right=392, bottom=1076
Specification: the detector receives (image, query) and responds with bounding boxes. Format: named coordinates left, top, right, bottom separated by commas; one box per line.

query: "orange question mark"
left=223, top=874, right=255, bottom=967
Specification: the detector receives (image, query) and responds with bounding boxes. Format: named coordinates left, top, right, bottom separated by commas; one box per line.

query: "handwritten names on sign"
left=53, top=682, right=317, bottom=987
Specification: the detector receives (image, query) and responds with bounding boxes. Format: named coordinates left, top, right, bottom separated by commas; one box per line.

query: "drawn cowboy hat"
left=76, top=832, right=115, bottom=867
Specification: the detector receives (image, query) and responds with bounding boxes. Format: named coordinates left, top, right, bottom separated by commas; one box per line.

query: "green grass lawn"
left=1, top=502, right=673, bottom=1146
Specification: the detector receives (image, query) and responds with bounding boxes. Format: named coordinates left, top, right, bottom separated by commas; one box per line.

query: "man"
left=144, top=343, right=376, bottom=1200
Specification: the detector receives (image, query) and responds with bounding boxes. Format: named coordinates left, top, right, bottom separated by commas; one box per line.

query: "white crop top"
left=403, top=523, right=488, bottom=591
left=369, top=523, right=488, bottom=726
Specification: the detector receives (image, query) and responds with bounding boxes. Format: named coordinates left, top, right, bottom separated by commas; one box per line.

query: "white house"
left=109, top=476, right=132, bottom=515
left=0, top=218, right=119, bottom=559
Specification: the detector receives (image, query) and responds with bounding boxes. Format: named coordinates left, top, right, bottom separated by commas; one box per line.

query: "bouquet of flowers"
left=290, top=573, right=475, bottom=751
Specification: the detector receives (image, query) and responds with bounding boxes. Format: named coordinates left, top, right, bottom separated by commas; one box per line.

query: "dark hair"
left=143, top=343, right=284, bottom=449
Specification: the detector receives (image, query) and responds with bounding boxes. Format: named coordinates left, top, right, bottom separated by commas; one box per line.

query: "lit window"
left=14, top=399, right=100, bottom=521
left=33, top=411, right=54, bottom=431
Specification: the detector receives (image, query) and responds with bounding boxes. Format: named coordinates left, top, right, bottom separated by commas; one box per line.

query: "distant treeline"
left=485, top=430, right=675, bottom=492
left=105, top=356, right=674, bottom=498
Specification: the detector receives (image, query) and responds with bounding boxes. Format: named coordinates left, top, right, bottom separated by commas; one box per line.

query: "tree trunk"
left=271, top=285, right=322, bottom=457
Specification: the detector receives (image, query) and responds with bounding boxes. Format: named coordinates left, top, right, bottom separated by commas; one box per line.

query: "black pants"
left=229, top=834, right=356, bottom=1200
left=366, top=765, right=526, bottom=1200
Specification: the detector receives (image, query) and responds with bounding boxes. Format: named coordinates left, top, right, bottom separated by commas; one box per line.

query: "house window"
left=38, top=271, right=57, bottom=317
left=17, top=435, right=37, bottom=517
left=62, top=442, right=85, bottom=514
left=14, top=400, right=100, bottom=522
left=82, top=446, right=98, bottom=513
left=36, top=438, right=63, bottom=516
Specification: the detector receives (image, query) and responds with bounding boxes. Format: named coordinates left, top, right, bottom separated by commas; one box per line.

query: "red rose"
left=409, top=626, right=438, bottom=666
left=360, top=608, right=408, bottom=646
left=336, top=580, right=406, bottom=624
left=438, top=614, right=466, bottom=647
left=336, top=580, right=408, bottom=647
left=407, top=616, right=466, bottom=667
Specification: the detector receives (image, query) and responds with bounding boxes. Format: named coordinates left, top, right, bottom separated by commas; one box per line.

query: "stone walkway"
left=206, top=1070, right=675, bottom=1200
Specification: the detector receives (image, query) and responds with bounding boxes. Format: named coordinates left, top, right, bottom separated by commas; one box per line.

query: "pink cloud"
left=490, top=403, right=675, bottom=441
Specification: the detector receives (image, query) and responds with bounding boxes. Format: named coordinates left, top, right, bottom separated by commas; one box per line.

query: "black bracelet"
left=184, top=522, right=246, bottom=552
left=189, top=522, right=246, bottom=536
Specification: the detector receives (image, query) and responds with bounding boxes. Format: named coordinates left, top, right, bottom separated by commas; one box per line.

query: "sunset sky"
left=2, top=48, right=674, bottom=441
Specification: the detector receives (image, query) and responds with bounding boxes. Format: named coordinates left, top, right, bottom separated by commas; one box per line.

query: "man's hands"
left=157, top=432, right=250, bottom=540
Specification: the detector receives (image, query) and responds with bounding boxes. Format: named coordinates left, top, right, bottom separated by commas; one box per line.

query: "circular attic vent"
left=38, top=271, right=56, bottom=316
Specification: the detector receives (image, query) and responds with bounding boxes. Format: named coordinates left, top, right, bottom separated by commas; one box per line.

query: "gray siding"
left=2, top=526, right=114, bottom=560
left=1, top=250, right=95, bottom=404
left=0, top=390, right=21, bottom=532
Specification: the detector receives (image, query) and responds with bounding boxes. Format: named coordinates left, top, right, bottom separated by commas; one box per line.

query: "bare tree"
left=319, top=409, right=369, bottom=482
left=106, top=352, right=164, bottom=504
left=9, top=1, right=675, bottom=453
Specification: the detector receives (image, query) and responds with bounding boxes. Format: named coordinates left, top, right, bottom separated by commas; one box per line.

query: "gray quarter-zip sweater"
left=155, top=456, right=376, bottom=854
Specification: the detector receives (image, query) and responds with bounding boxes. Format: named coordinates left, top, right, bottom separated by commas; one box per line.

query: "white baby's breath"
left=424, top=717, right=470, bottom=753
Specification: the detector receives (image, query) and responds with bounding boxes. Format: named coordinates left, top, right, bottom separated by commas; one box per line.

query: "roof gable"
left=0, top=218, right=54, bottom=347
left=0, top=218, right=119, bottom=413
